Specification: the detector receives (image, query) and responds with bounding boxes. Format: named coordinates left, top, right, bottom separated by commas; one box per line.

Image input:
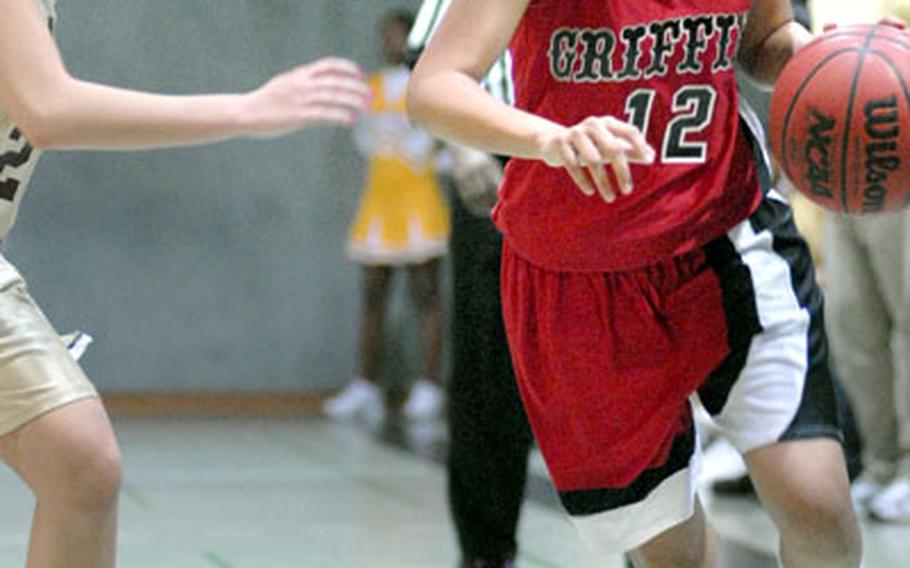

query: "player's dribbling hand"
left=537, top=116, right=654, bottom=203
left=824, top=17, right=906, bottom=33
left=878, top=16, right=906, bottom=30
left=244, top=57, right=370, bottom=137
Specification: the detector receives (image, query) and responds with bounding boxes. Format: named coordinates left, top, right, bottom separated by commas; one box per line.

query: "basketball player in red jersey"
left=408, top=1, right=862, bottom=566
left=0, top=1, right=367, bottom=567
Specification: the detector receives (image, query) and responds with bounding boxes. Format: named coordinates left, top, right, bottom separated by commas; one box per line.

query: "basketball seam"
left=869, top=49, right=910, bottom=118
left=838, top=28, right=877, bottom=214
left=871, top=26, right=910, bottom=50
left=779, top=48, right=856, bottom=194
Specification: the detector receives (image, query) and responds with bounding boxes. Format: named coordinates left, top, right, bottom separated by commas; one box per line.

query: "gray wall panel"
left=8, top=1, right=427, bottom=392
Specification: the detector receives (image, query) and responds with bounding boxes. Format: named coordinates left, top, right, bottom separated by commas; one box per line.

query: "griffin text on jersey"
left=548, top=12, right=748, bottom=83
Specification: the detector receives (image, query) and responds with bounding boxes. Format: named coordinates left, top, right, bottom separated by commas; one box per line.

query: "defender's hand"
left=244, top=57, right=370, bottom=137
left=537, top=116, right=654, bottom=203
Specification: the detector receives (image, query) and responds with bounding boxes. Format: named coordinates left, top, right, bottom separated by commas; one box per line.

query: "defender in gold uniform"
left=0, top=1, right=367, bottom=565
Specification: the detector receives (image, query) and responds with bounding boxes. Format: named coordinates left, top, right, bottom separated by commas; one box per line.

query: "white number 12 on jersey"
left=624, top=85, right=718, bottom=164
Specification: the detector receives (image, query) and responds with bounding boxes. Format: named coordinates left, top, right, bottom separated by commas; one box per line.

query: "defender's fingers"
left=305, top=76, right=371, bottom=98
left=305, top=57, right=365, bottom=78
left=298, top=106, right=359, bottom=125
left=302, top=91, right=369, bottom=112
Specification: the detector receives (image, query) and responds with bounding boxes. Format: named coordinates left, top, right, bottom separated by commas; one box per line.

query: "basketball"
left=768, top=23, right=910, bottom=214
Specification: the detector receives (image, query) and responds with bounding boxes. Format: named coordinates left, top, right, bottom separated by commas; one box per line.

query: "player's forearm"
left=406, top=69, right=560, bottom=161
left=740, top=21, right=813, bottom=86
left=19, top=77, right=254, bottom=150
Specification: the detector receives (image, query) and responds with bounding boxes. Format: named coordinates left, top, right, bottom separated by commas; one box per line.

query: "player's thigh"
left=0, top=257, right=114, bottom=494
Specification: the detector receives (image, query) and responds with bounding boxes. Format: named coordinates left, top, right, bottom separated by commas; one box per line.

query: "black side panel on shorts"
left=557, top=423, right=695, bottom=516
left=750, top=200, right=842, bottom=442
left=699, top=239, right=763, bottom=416
left=700, top=197, right=841, bottom=440
left=696, top=116, right=775, bottom=415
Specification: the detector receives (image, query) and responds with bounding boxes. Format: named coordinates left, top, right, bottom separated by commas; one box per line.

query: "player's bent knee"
left=633, top=546, right=707, bottom=568
left=56, top=438, right=123, bottom=511
left=632, top=517, right=711, bottom=568
left=778, top=493, right=861, bottom=563
left=72, top=450, right=122, bottom=511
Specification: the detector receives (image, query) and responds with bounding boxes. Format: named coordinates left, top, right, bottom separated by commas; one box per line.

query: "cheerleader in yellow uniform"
left=347, top=68, right=449, bottom=266
left=325, top=9, right=449, bottom=421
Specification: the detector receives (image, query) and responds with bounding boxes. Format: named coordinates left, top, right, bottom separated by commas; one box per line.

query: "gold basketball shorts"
left=0, top=255, right=97, bottom=437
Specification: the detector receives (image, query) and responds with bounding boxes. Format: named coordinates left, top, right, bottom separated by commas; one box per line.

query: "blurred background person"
left=407, top=1, right=535, bottom=565
left=810, top=0, right=910, bottom=524
left=324, top=9, right=449, bottom=422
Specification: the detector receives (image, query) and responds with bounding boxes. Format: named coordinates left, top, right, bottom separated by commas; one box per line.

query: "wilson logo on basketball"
left=803, top=109, right=835, bottom=199
left=863, top=95, right=900, bottom=214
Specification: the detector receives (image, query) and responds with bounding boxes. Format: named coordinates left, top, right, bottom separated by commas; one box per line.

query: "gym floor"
left=0, top=413, right=904, bottom=567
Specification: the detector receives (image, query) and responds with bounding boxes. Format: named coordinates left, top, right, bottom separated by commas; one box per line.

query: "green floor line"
left=204, top=551, right=236, bottom=568
left=121, top=484, right=152, bottom=511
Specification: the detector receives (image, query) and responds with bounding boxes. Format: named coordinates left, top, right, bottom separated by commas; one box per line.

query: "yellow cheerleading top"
left=348, top=66, right=450, bottom=265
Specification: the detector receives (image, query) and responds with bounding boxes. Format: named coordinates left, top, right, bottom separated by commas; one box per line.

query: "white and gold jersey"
left=0, top=0, right=57, bottom=241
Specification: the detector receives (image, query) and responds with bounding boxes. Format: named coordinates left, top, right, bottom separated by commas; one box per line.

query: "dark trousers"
left=447, top=192, right=534, bottom=566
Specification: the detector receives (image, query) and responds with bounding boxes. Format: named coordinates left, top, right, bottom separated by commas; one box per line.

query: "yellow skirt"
left=348, top=157, right=450, bottom=266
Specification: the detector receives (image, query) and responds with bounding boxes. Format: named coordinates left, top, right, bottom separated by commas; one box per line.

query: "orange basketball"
left=768, top=23, right=910, bottom=214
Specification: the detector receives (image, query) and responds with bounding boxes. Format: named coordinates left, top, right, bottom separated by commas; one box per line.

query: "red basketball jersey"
left=493, top=0, right=763, bottom=271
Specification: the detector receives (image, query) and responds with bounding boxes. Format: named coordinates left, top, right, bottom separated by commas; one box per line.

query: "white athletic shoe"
left=402, top=379, right=443, bottom=420
left=323, top=378, right=383, bottom=420
left=869, top=478, right=910, bottom=523
left=851, top=472, right=888, bottom=509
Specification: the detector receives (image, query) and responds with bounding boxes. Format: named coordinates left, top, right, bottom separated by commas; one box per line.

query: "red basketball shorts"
left=500, top=192, right=841, bottom=552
